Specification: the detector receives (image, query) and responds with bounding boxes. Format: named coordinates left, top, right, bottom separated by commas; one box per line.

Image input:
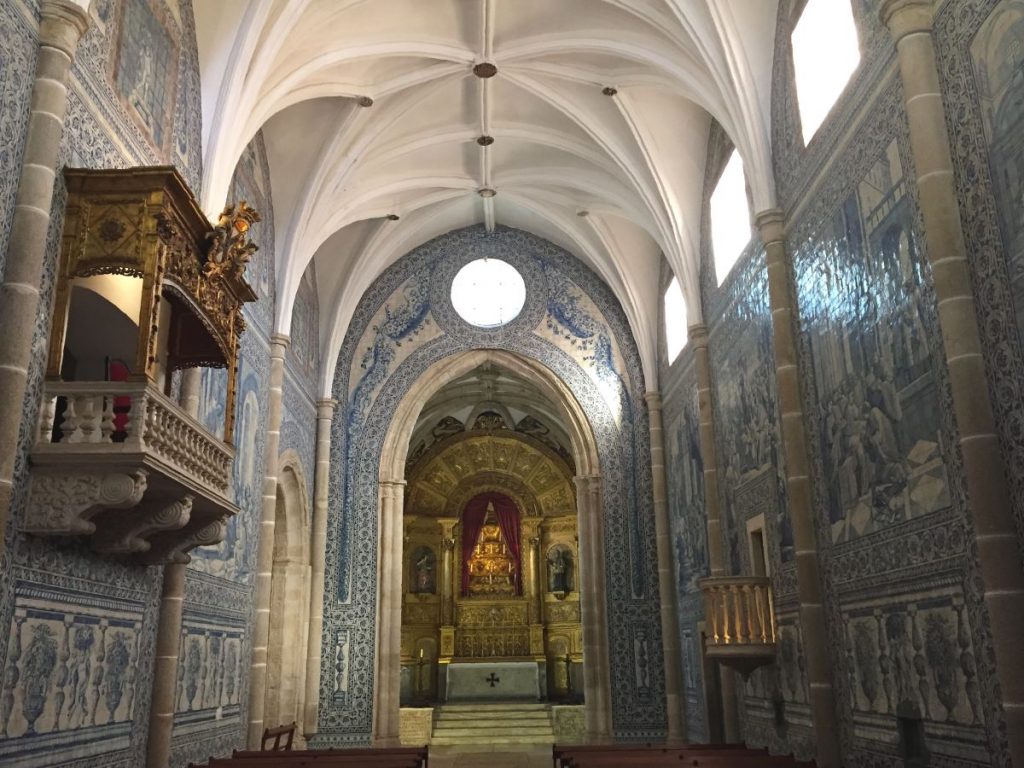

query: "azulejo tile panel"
left=0, top=0, right=204, bottom=762
left=320, top=225, right=665, bottom=743
left=778, top=24, right=1002, bottom=764
left=660, top=350, right=709, bottom=743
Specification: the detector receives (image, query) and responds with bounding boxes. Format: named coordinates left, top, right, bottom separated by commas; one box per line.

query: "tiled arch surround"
left=317, top=225, right=667, bottom=744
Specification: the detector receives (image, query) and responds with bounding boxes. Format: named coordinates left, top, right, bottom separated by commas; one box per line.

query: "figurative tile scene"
left=0, top=0, right=1023, bottom=766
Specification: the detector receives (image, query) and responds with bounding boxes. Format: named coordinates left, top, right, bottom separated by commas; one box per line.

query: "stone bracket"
left=23, top=469, right=149, bottom=536
left=92, top=495, right=194, bottom=555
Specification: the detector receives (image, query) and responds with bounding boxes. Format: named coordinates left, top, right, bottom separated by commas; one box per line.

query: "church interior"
left=0, top=0, right=1023, bottom=767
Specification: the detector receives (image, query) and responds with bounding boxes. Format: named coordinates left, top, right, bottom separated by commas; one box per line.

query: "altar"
left=445, top=661, right=543, bottom=702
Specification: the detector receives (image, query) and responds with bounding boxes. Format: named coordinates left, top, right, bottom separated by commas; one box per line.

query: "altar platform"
left=445, top=660, right=544, bottom=701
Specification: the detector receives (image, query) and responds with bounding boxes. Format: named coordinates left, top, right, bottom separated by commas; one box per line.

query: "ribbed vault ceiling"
left=195, top=0, right=779, bottom=394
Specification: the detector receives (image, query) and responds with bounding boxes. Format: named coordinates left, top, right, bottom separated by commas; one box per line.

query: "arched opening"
left=374, top=349, right=611, bottom=743
left=265, top=457, right=312, bottom=738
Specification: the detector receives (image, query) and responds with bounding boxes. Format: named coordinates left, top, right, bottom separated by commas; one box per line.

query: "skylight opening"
left=451, top=258, right=526, bottom=328
left=664, top=276, right=687, bottom=363
left=791, top=0, right=861, bottom=144
left=710, top=150, right=751, bottom=286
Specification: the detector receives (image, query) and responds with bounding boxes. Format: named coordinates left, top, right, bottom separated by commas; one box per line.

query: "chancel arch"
left=320, top=225, right=665, bottom=747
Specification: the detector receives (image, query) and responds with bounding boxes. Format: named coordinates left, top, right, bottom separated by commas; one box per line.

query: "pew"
left=553, top=743, right=806, bottom=768
left=231, top=746, right=428, bottom=767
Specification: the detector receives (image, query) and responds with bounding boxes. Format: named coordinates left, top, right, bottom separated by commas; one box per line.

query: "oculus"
left=450, top=258, right=525, bottom=328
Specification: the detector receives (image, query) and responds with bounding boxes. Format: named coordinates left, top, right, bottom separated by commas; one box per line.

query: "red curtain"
left=460, top=491, right=522, bottom=596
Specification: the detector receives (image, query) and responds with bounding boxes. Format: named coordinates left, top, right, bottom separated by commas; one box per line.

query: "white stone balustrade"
left=700, top=575, right=777, bottom=676
left=24, top=380, right=237, bottom=563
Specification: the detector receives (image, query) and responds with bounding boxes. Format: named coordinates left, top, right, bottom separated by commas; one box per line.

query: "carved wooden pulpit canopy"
left=46, top=166, right=257, bottom=442
left=22, top=166, right=260, bottom=564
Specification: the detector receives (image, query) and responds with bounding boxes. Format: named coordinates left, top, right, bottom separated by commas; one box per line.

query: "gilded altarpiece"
left=400, top=428, right=582, bottom=703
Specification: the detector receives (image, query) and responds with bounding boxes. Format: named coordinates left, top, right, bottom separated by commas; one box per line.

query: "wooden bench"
left=262, top=722, right=297, bottom=752
left=209, top=757, right=422, bottom=768
left=231, top=746, right=428, bottom=768
left=553, top=744, right=793, bottom=768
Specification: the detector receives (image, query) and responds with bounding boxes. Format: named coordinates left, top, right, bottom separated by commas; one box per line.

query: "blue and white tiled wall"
left=660, top=1, right=1024, bottom=765
left=0, top=2, right=320, bottom=766
left=320, top=226, right=666, bottom=744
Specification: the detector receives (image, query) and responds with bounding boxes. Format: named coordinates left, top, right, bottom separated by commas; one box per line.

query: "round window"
left=450, top=258, right=526, bottom=328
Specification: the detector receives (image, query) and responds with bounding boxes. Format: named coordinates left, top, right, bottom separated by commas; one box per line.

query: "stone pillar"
left=374, top=478, right=405, bottom=744
left=302, top=398, right=335, bottom=737
left=0, top=0, right=90, bottom=562
left=689, top=325, right=739, bottom=742
left=644, top=391, right=685, bottom=741
left=880, top=2, right=1024, bottom=759
left=246, top=333, right=289, bottom=748
left=146, top=351, right=204, bottom=766
left=522, top=516, right=543, bottom=623
left=574, top=475, right=611, bottom=741
left=179, top=368, right=203, bottom=417
left=756, top=210, right=841, bottom=768
left=146, top=561, right=186, bottom=767
left=438, top=517, right=458, bottom=627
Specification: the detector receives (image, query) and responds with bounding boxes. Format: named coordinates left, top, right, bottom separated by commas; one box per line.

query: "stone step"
left=438, top=703, right=549, bottom=712
left=431, top=702, right=554, bottom=746
left=434, top=729, right=552, bottom=741
left=431, top=736, right=555, bottom=746
left=436, top=711, right=552, bottom=722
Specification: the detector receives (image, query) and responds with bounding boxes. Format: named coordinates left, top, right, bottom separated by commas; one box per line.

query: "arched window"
left=710, top=150, right=751, bottom=286
left=792, top=0, right=861, bottom=143
left=664, top=276, right=687, bottom=363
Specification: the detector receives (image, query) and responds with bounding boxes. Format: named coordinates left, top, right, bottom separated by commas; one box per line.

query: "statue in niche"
left=411, top=547, right=436, bottom=594
left=548, top=546, right=574, bottom=595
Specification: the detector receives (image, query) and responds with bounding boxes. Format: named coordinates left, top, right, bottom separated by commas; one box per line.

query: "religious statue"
left=411, top=547, right=436, bottom=594
left=466, top=512, right=517, bottom=597
left=548, top=546, right=573, bottom=594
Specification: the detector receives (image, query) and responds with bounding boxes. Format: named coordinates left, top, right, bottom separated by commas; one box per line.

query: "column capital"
left=688, top=323, right=709, bottom=348
left=573, top=474, right=601, bottom=493
left=316, top=398, right=338, bottom=417
left=879, top=0, right=935, bottom=42
left=270, top=333, right=291, bottom=354
left=643, top=391, right=662, bottom=410
left=39, top=0, right=90, bottom=58
left=379, top=478, right=407, bottom=490
left=754, top=208, right=786, bottom=244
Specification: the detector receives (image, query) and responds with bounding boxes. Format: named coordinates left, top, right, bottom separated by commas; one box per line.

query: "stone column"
left=880, top=2, right=1024, bottom=759
left=146, top=560, right=186, bottom=768
left=179, top=368, right=203, bottom=418
left=438, top=517, right=458, bottom=627
left=374, top=478, right=405, bottom=744
left=574, top=475, right=611, bottom=741
left=689, top=325, right=739, bottom=742
left=0, top=0, right=89, bottom=562
left=644, top=391, right=685, bottom=741
left=246, top=333, right=289, bottom=748
left=302, top=398, right=336, bottom=737
left=756, top=210, right=840, bottom=768
left=522, top=516, right=543, bottom=623
left=146, top=354, right=204, bottom=767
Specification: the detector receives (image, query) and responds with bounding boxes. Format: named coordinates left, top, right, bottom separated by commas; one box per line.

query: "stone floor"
left=429, top=744, right=553, bottom=767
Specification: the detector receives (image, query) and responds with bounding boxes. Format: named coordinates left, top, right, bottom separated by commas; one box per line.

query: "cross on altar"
left=486, top=673, right=500, bottom=687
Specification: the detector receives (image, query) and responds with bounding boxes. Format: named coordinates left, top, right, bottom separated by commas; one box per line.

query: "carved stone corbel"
left=23, top=469, right=149, bottom=536
left=142, top=514, right=228, bottom=565
left=92, top=495, right=193, bottom=555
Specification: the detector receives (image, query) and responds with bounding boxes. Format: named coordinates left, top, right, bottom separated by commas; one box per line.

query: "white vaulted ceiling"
left=195, top=0, right=779, bottom=395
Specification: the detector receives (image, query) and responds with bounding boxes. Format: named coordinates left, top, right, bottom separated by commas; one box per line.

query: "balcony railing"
left=700, top=575, right=777, bottom=676
left=24, top=380, right=237, bottom=563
